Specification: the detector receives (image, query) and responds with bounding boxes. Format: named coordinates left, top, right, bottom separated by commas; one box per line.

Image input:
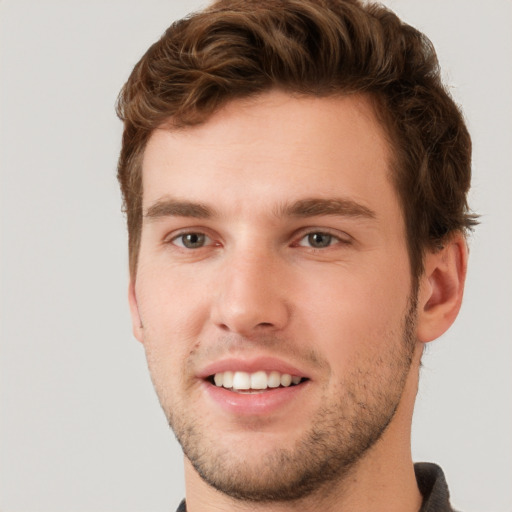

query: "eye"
left=296, top=231, right=348, bottom=249
left=172, top=232, right=211, bottom=249
left=302, top=232, right=333, bottom=248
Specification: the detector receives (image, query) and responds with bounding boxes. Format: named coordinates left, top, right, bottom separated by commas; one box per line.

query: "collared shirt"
left=176, top=462, right=457, bottom=511
left=416, top=462, right=458, bottom=512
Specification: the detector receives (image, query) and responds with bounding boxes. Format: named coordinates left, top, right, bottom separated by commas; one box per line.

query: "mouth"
left=207, top=370, right=308, bottom=393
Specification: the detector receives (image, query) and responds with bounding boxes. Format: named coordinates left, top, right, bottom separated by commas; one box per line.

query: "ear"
left=416, top=232, right=468, bottom=343
left=128, top=280, right=144, bottom=343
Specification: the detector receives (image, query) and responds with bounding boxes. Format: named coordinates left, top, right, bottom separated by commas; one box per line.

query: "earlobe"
left=416, top=232, right=468, bottom=343
left=128, top=281, right=144, bottom=343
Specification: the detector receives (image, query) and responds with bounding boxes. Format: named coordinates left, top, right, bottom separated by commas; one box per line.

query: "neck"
left=183, top=353, right=424, bottom=512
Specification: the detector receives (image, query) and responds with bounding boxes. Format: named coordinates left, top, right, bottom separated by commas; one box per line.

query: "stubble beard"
left=160, top=297, right=418, bottom=504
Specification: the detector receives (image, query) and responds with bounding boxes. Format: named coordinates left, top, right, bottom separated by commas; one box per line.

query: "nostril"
left=256, top=322, right=274, bottom=328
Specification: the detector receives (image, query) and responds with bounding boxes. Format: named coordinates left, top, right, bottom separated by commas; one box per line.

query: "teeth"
left=280, top=373, right=292, bottom=387
left=268, top=371, right=281, bottom=388
left=232, top=371, right=250, bottom=390
left=250, top=371, right=268, bottom=390
left=213, top=373, right=223, bottom=387
left=213, top=370, right=303, bottom=391
left=222, top=371, right=233, bottom=388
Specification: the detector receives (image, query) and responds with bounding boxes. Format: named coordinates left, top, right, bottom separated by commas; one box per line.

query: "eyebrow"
left=145, top=198, right=215, bottom=220
left=144, top=196, right=376, bottom=221
left=278, top=197, right=376, bottom=220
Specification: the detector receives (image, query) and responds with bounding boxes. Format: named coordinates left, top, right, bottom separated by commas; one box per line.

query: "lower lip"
left=203, top=381, right=308, bottom=416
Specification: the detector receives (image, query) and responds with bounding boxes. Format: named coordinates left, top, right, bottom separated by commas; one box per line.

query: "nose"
left=211, top=248, right=291, bottom=336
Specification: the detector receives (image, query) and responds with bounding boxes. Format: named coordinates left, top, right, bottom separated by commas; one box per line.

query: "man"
left=116, top=0, right=476, bottom=510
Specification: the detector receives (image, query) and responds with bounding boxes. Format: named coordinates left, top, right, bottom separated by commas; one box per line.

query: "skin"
left=129, top=91, right=467, bottom=512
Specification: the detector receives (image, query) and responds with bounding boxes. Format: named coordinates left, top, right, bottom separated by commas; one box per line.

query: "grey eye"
left=306, top=232, right=333, bottom=248
left=177, top=233, right=207, bottom=249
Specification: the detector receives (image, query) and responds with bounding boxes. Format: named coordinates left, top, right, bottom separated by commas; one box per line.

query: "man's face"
left=131, top=91, right=418, bottom=501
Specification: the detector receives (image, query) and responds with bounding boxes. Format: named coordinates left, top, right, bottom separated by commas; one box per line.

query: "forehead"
left=141, top=91, right=397, bottom=218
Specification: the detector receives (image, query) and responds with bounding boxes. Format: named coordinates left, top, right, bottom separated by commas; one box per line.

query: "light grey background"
left=1, top=1, right=510, bottom=511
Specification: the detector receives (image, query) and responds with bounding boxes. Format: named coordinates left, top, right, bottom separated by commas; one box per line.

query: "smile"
left=210, top=370, right=306, bottom=392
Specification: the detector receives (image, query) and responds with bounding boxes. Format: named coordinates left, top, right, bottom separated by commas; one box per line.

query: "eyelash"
left=295, top=231, right=348, bottom=249
left=166, top=228, right=351, bottom=251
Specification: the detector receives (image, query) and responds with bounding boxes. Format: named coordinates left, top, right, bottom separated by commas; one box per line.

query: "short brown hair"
left=117, top=0, right=477, bottom=279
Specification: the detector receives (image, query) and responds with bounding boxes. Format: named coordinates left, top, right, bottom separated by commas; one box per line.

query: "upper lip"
left=197, top=356, right=309, bottom=380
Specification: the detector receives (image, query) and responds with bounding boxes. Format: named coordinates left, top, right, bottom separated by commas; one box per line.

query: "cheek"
left=134, top=272, right=212, bottom=395
left=136, top=263, right=210, bottom=337
left=297, top=262, right=411, bottom=366
left=134, top=270, right=202, bottom=404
